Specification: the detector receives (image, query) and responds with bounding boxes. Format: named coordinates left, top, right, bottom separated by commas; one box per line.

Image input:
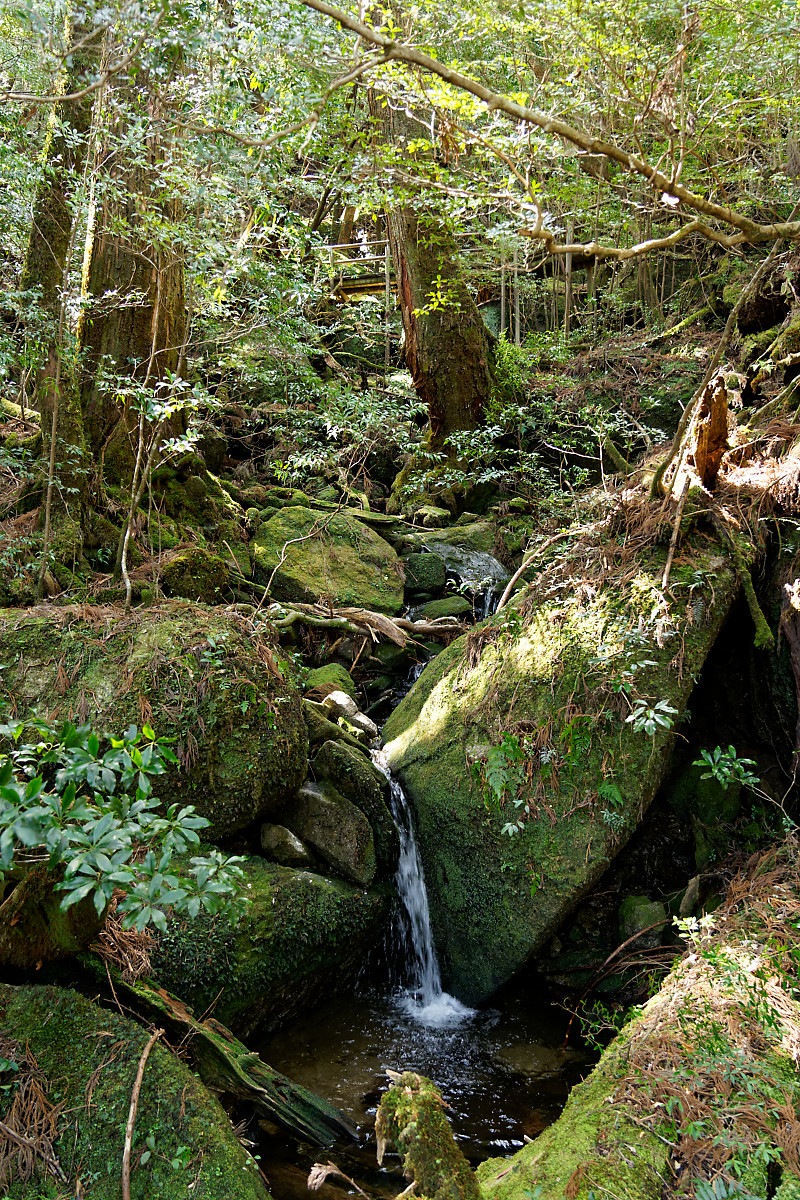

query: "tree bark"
left=369, top=89, right=494, bottom=450
left=78, top=80, right=186, bottom=476
left=386, top=208, right=494, bottom=449
left=20, top=10, right=98, bottom=507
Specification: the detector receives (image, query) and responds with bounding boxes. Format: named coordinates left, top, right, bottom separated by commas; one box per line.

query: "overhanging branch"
left=298, top=0, right=800, bottom=247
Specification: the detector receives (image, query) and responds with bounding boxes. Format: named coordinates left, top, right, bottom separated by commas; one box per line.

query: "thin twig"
left=0, top=1118, right=66, bottom=1182
left=661, top=475, right=690, bottom=590
left=121, top=1028, right=164, bottom=1200
left=495, top=530, right=581, bottom=611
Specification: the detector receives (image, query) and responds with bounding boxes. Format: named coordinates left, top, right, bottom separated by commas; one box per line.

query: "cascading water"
left=372, top=750, right=474, bottom=1027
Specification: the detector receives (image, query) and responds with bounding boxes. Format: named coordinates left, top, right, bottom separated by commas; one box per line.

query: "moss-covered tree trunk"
left=78, top=80, right=186, bottom=480
left=387, top=208, right=494, bottom=449
left=20, top=11, right=98, bottom=507
left=376, top=1071, right=481, bottom=1200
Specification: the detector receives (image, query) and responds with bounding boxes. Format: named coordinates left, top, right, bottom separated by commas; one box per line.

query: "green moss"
left=415, top=596, right=472, bottom=619
left=149, top=858, right=391, bottom=1037
left=402, top=551, right=448, bottom=594
left=0, top=983, right=269, bottom=1200
left=377, top=1073, right=480, bottom=1200
left=383, top=541, right=742, bottom=1004
left=0, top=606, right=308, bottom=841
left=312, top=739, right=399, bottom=874
left=305, top=663, right=356, bottom=698
left=251, top=506, right=404, bottom=614
left=162, top=547, right=230, bottom=603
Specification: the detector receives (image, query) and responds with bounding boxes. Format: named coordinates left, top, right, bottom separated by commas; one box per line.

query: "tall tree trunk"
left=370, top=90, right=494, bottom=450
left=78, top=82, right=186, bottom=480
left=387, top=208, right=493, bottom=449
left=20, top=10, right=98, bottom=508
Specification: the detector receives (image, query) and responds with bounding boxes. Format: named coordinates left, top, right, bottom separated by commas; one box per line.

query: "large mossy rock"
left=383, top=535, right=743, bottom=1005
left=0, top=982, right=268, bottom=1200
left=477, top=842, right=800, bottom=1199
left=149, top=857, right=390, bottom=1037
left=251, top=506, right=404, bottom=613
left=0, top=604, right=307, bottom=840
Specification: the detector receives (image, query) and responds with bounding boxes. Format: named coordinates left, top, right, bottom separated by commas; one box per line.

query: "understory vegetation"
left=1, top=0, right=800, bottom=1196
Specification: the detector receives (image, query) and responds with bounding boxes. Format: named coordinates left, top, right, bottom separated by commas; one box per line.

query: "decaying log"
left=650, top=237, right=788, bottom=498
left=114, top=975, right=357, bottom=1146
left=376, top=1071, right=480, bottom=1200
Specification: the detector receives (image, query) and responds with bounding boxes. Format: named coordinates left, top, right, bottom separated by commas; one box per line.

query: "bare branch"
left=525, top=217, right=748, bottom=260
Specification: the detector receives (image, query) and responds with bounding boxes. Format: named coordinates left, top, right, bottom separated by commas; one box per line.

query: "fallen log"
left=263, top=601, right=465, bottom=646
left=110, top=973, right=357, bottom=1146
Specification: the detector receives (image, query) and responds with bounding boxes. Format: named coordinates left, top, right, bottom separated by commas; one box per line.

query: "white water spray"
left=373, top=750, right=474, bottom=1028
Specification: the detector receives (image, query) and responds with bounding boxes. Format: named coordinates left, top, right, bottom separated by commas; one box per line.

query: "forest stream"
left=4, top=7, right=800, bottom=1191
left=257, top=752, right=592, bottom=1197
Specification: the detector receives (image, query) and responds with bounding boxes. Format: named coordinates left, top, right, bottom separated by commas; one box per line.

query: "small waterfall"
left=372, top=750, right=474, bottom=1027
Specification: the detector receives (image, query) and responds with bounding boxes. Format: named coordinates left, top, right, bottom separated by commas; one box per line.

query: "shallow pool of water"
left=258, top=977, right=590, bottom=1163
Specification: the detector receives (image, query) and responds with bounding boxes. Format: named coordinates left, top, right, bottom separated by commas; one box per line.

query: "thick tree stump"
left=689, top=373, right=728, bottom=488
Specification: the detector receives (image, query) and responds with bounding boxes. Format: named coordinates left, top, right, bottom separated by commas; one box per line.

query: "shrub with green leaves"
left=0, top=719, right=246, bottom=934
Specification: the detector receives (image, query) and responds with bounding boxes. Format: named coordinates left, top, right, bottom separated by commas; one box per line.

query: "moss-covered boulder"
left=162, top=546, right=230, bottom=603
left=312, top=739, right=399, bottom=874
left=149, top=857, right=390, bottom=1037
left=404, top=537, right=509, bottom=594
left=383, top=527, right=744, bottom=1004
left=0, top=864, right=105, bottom=969
left=251, top=506, right=404, bottom=614
left=410, top=519, right=498, bottom=558
left=415, top=596, right=473, bottom=620
left=305, top=663, right=356, bottom=699
left=0, top=605, right=307, bottom=841
left=303, top=699, right=366, bottom=752
left=260, top=822, right=315, bottom=867
left=402, top=552, right=448, bottom=596
left=283, top=781, right=376, bottom=886
left=477, top=841, right=800, bottom=1199
left=0, top=983, right=268, bottom=1200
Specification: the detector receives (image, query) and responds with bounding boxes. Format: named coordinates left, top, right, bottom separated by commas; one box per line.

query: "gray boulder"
left=260, top=823, right=315, bottom=868
left=313, top=739, right=399, bottom=874
left=284, top=782, right=376, bottom=887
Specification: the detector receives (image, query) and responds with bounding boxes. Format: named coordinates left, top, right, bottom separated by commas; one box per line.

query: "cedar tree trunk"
left=78, top=82, right=186, bottom=478
left=20, top=11, right=98, bottom=506
left=387, top=208, right=494, bottom=450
